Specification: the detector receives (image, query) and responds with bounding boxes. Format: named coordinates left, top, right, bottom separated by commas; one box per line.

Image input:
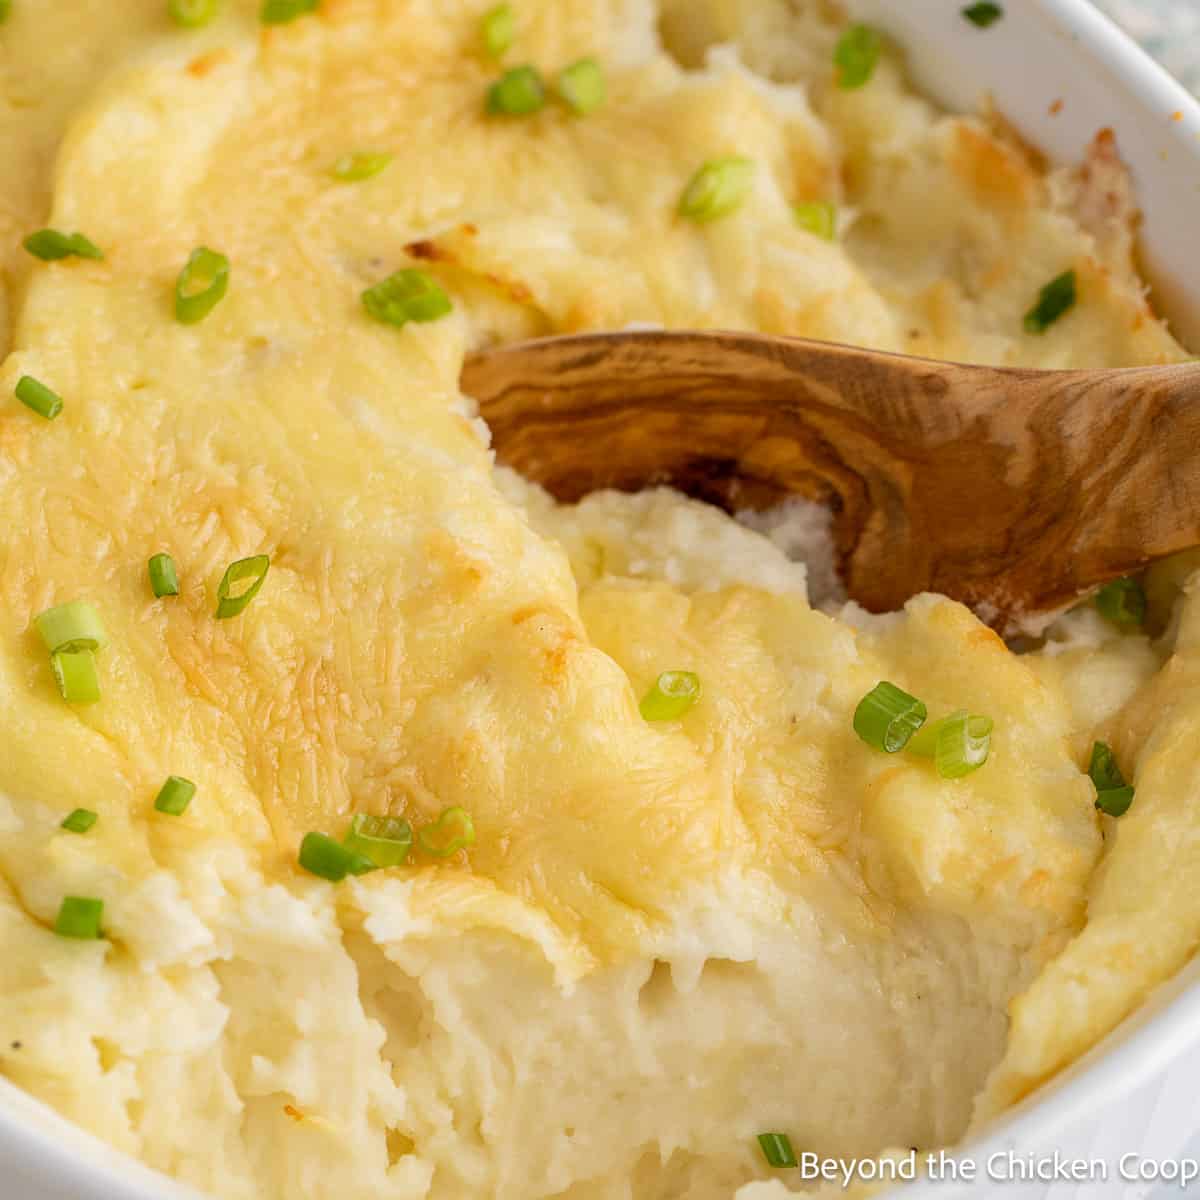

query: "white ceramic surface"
left=5, top=3, right=1200, bottom=1198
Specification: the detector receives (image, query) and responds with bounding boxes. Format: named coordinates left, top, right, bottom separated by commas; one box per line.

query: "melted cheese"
left=0, top=3, right=1195, bottom=1199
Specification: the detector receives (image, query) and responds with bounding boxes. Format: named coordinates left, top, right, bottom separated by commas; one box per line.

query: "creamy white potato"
left=0, top=3, right=1196, bottom=1200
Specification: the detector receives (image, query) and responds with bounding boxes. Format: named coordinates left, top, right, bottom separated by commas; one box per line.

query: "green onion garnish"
left=908, top=710, right=993, bottom=778
left=175, top=247, right=230, bottom=325
left=51, top=649, right=101, bottom=704
left=1094, top=577, right=1146, bottom=631
left=794, top=201, right=836, bottom=240
left=853, top=682, right=926, bottom=753
left=1096, top=784, right=1135, bottom=817
left=330, top=151, right=392, bottom=183
left=23, top=229, right=104, bottom=262
left=61, top=809, right=98, bottom=834
left=757, top=1133, right=798, bottom=1169
left=39, top=604, right=107, bottom=700
left=486, top=65, right=546, bottom=116
left=214, top=554, right=270, bottom=619
left=15, top=375, right=63, bottom=420
left=154, top=776, right=196, bottom=816
left=1088, top=741, right=1135, bottom=816
left=480, top=3, right=515, bottom=58
left=1024, top=269, right=1076, bottom=334
left=558, top=57, right=606, bottom=115
left=169, top=0, right=219, bottom=26
left=261, top=0, right=317, bottom=23
left=1088, top=740, right=1126, bottom=791
left=0, top=1, right=10, bottom=24
left=148, top=553, right=180, bottom=598
left=834, top=24, right=882, bottom=89
left=962, top=3, right=1003, bottom=27
left=54, top=896, right=104, bottom=940
left=299, top=831, right=375, bottom=881
left=416, top=807, right=476, bottom=857
left=344, top=813, right=412, bottom=867
left=678, top=157, right=755, bottom=223
left=639, top=671, right=701, bottom=721
left=362, top=269, right=453, bottom=329
left=35, top=601, right=107, bottom=654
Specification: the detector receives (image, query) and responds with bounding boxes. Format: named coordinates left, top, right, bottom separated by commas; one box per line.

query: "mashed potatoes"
left=0, top=3, right=1197, bottom=1199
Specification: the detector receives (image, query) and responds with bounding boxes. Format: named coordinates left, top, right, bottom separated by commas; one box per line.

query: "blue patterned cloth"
left=1092, top=0, right=1200, bottom=95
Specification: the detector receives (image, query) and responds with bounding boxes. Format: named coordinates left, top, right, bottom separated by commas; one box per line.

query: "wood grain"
left=461, top=330, right=1200, bottom=631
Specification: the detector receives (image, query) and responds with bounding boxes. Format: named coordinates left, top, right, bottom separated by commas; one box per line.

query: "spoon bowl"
left=462, top=330, right=1200, bottom=632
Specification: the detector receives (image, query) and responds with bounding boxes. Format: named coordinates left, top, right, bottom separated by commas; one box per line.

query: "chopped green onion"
left=51, top=649, right=101, bottom=704
left=214, top=554, right=270, bottom=619
left=558, top=57, right=606, bottom=115
left=330, top=151, right=393, bottom=182
left=905, top=718, right=939, bottom=757
left=1088, top=740, right=1127, bottom=791
left=962, top=3, right=1003, bottom=27
left=480, top=3, right=515, bottom=58
left=1024, top=269, right=1076, bottom=334
left=0, top=1, right=10, bottom=24
left=344, top=813, right=413, bottom=867
left=148, top=553, right=180, bottom=598
left=417, top=807, right=476, bottom=857
left=169, top=0, right=219, bottom=26
left=853, top=682, right=926, bottom=753
left=261, top=0, right=317, bottom=23
left=794, top=201, right=836, bottom=240
left=639, top=671, right=701, bottom=721
left=678, top=157, right=755, bottom=223
left=175, top=247, right=230, bottom=325
left=1094, top=577, right=1145, bottom=631
left=15, top=375, right=63, bottom=420
left=35, top=601, right=107, bottom=654
left=1088, top=741, right=1135, bottom=815
left=362, top=269, right=453, bottom=329
left=61, top=809, right=98, bottom=834
left=1096, top=785, right=1135, bottom=817
left=154, top=776, right=196, bottom=816
left=834, top=24, right=882, bottom=89
left=23, top=229, right=104, bottom=262
left=486, top=65, right=546, bottom=116
left=54, top=896, right=104, bottom=940
left=909, top=710, right=993, bottom=778
left=757, top=1133, right=798, bottom=1169
left=299, top=831, right=376, bottom=881
left=944, top=717, right=993, bottom=780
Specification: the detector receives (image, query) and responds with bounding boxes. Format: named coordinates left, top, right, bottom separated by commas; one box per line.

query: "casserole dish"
left=2, top=2, right=1200, bottom=1200
left=852, top=4, right=1200, bottom=1195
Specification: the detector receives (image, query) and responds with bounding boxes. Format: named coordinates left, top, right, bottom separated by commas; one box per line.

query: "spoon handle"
left=464, top=331, right=1200, bottom=629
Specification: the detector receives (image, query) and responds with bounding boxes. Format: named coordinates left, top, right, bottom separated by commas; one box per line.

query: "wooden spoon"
left=461, top=330, right=1200, bottom=633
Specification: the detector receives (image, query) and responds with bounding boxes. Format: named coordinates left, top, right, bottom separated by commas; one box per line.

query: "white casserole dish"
left=4, top=3, right=1200, bottom=1198
left=852, top=4, right=1200, bottom=1195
